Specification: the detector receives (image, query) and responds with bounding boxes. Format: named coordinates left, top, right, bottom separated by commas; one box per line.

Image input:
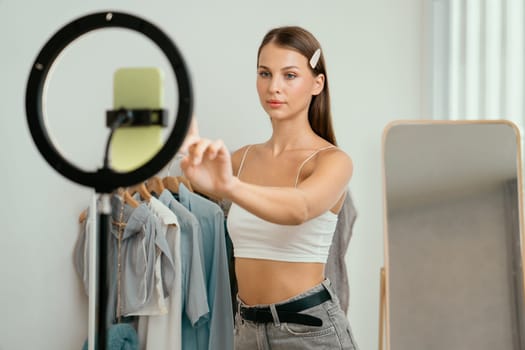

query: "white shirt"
left=138, top=196, right=182, bottom=350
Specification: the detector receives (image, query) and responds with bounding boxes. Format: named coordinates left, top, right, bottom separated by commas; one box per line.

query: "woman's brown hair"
left=257, top=26, right=337, bottom=145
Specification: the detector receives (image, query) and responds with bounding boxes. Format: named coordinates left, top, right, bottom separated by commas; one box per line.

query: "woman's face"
left=256, top=43, right=324, bottom=121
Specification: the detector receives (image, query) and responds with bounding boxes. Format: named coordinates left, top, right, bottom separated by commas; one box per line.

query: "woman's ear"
left=312, top=73, right=325, bottom=96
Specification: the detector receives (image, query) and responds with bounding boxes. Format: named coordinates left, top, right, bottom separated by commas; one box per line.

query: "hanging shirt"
left=178, top=184, right=234, bottom=350
left=137, top=194, right=183, bottom=349
left=157, top=189, right=210, bottom=349
left=114, top=200, right=162, bottom=320
left=325, top=191, right=357, bottom=314
left=74, top=202, right=95, bottom=297
left=132, top=196, right=177, bottom=317
left=74, top=196, right=160, bottom=325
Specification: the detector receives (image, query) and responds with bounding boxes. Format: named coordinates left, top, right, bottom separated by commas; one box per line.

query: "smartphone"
left=110, top=67, right=163, bottom=171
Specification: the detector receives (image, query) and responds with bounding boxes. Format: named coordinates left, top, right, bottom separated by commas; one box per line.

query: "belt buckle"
left=240, top=307, right=248, bottom=319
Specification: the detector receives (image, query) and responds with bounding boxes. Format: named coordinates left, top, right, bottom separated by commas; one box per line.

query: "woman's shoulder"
left=313, top=140, right=351, bottom=159
left=232, top=144, right=253, bottom=157
left=315, top=144, right=353, bottom=173
left=231, top=144, right=260, bottom=174
left=232, top=144, right=259, bottom=160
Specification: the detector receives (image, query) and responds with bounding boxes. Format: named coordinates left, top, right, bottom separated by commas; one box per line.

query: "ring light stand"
left=25, top=11, right=193, bottom=350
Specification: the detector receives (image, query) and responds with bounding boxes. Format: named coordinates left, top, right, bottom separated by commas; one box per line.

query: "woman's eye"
left=258, top=71, right=270, bottom=78
left=285, top=73, right=297, bottom=79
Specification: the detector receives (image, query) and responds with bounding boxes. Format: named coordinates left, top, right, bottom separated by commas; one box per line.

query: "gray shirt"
left=325, top=191, right=357, bottom=313
left=74, top=195, right=164, bottom=325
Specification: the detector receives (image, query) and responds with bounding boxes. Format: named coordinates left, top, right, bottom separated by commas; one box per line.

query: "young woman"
left=181, top=26, right=358, bottom=350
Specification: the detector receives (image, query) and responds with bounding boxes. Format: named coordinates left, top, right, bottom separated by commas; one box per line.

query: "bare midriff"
left=235, top=257, right=325, bottom=305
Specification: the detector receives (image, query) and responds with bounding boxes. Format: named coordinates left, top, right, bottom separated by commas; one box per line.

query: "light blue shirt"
left=158, top=190, right=210, bottom=348
left=178, top=184, right=234, bottom=350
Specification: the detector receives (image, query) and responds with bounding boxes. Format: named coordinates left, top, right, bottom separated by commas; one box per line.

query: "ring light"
left=25, top=11, right=193, bottom=193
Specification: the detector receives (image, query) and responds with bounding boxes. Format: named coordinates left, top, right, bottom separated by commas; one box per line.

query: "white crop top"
left=226, top=145, right=339, bottom=263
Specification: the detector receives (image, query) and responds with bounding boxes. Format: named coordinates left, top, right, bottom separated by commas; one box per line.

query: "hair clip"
left=309, top=48, right=321, bottom=69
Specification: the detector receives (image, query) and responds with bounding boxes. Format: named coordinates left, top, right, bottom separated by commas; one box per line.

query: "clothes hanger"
left=78, top=208, right=88, bottom=223
left=122, top=190, right=140, bottom=208
left=162, top=176, right=180, bottom=194
left=146, top=175, right=165, bottom=196
left=176, top=175, right=193, bottom=192
left=127, top=182, right=152, bottom=202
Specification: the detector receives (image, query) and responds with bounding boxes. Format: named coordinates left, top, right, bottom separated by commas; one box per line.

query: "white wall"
left=0, top=1, right=425, bottom=349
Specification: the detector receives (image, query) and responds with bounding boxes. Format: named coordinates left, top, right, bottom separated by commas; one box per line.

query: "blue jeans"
left=234, top=279, right=358, bottom=350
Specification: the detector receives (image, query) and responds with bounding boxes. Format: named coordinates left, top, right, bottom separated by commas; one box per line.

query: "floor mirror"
left=380, top=120, right=525, bottom=350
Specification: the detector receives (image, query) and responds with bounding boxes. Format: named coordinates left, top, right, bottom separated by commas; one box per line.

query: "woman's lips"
left=268, top=100, right=284, bottom=108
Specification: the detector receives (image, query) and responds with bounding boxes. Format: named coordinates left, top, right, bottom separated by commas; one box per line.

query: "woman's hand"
left=180, top=138, right=236, bottom=199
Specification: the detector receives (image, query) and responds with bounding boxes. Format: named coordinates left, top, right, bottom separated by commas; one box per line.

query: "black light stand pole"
left=25, top=11, right=193, bottom=350
left=97, top=193, right=112, bottom=349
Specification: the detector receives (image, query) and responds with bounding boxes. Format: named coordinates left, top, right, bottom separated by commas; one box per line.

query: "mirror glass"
left=383, top=121, right=524, bottom=350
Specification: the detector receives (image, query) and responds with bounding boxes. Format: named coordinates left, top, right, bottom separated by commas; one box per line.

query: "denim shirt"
left=110, top=196, right=159, bottom=320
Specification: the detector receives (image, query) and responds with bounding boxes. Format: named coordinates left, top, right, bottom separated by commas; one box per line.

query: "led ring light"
left=25, top=11, right=193, bottom=193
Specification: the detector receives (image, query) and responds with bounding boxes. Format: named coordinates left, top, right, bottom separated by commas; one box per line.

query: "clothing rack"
left=77, top=173, right=236, bottom=349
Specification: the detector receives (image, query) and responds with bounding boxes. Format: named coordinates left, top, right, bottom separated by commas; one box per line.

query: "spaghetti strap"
left=237, top=144, right=253, bottom=177
left=294, top=145, right=336, bottom=187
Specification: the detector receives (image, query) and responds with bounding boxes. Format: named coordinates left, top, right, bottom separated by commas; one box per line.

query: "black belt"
left=239, top=287, right=331, bottom=327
